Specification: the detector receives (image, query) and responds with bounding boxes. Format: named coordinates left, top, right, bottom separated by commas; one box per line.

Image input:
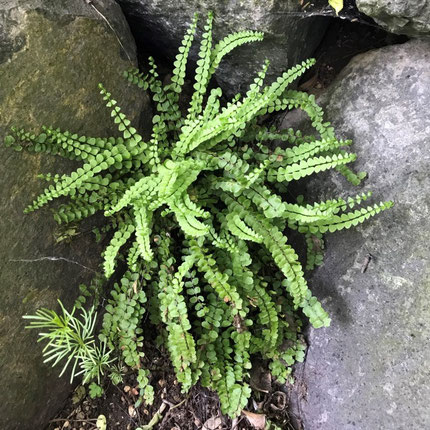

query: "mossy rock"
left=0, top=1, right=150, bottom=428
left=356, top=0, right=430, bottom=37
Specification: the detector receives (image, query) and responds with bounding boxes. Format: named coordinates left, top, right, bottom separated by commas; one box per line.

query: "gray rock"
left=117, top=0, right=329, bottom=97
left=356, top=0, right=430, bottom=37
left=282, top=40, right=430, bottom=429
left=0, top=1, right=149, bottom=429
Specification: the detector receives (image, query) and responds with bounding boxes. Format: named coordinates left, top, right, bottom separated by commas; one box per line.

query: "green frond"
left=158, top=256, right=197, bottom=390
left=268, top=152, right=357, bottom=183
left=209, top=30, right=264, bottom=77
left=123, top=68, right=149, bottom=90
left=165, top=13, right=198, bottom=96
left=305, top=232, right=324, bottom=270
left=103, top=221, right=135, bottom=278
left=134, top=204, right=154, bottom=262
left=246, top=59, right=270, bottom=99
left=187, top=12, right=214, bottom=120
left=225, top=211, right=263, bottom=243
left=190, top=240, right=243, bottom=311
left=300, top=201, right=394, bottom=234
left=98, top=84, right=147, bottom=155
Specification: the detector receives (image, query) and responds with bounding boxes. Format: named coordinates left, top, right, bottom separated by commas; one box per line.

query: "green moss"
left=0, top=11, right=141, bottom=139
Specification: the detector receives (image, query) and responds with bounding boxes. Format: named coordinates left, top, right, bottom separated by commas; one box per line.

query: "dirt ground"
left=47, top=346, right=298, bottom=430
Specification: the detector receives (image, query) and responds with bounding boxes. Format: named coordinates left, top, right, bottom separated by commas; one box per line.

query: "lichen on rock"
left=283, top=39, right=430, bottom=430
left=356, top=0, right=430, bottom=37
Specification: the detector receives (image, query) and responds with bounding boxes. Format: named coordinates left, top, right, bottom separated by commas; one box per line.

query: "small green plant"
left=23, top=302, right=114, bottom=385
left=9, top=12, right=391, bottom=417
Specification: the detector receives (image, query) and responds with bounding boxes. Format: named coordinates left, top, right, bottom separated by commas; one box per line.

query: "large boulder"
left=283, top=39, right=430, bottom=429
left=356, top=0, right=430, bottom=37
left=117, top=0, right=329, bottom=97
left=0, top=1, right=149, bottom=429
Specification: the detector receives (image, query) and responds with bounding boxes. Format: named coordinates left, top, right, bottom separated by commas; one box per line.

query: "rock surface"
left=117, top=0, right=329, bottom=97
left=356, top=0, right=430, bottom=37
left=283, top=39, right=430, bottom=430
left=0, top=1, right=148, bottom=429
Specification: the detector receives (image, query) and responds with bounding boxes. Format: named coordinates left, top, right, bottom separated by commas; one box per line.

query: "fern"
left=9, top=12, right=392, bottom=417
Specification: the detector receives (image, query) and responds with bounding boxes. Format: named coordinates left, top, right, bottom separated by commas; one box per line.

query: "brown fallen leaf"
left=132, top=280, right=138, bottom=295
left=250, top=365, right=271, bottom=393
left=242, top=410, right=266, bottom=429
left=202, top=416, right=222, bottom=430
left=268, top=391, right=287, bottom=412
left=128, top=405, right=137, bottom=417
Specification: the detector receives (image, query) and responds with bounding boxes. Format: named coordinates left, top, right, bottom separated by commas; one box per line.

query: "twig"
left=231, top=416, right=244, bottom=430
left=163, top=397, right=187, bottom=410
left=10, top=256, right=97, bottom=273
left=139, top=402, right=168, bottom=430
left=50, top=418, right=98, bottom=423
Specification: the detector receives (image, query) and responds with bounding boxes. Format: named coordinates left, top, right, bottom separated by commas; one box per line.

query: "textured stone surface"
left=356, top=0, right=430, bottom=37
left=0, top=1, right=148, bottom=429
left=282, top=40, right=430, bottom=429
left=117, top=0, right=329, bottom=97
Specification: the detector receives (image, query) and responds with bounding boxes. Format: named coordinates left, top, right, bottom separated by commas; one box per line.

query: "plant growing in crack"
left=7, top=12, right=391, bottom=416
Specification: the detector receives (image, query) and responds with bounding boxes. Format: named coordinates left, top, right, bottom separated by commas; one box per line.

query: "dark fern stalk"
left=7, top=12, right=392, bottom=417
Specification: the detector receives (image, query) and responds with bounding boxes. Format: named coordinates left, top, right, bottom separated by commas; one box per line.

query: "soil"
left=46, top=346, right=297, bottom=430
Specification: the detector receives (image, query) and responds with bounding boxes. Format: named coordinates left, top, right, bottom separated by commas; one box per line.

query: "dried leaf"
left=202, top=416, right=222, bottom=430
left=250, top=366, right=271, bottom=393
left=96, top=415, right=107, bottom=430
left=132, top=280, right=138, bottom=294
left=328, top=0, right=344, bottom=15
left=128, top=405, right=137, bottom=417
left=268, top=391, right=287, bottom=412
left=72, top=385, right=86, bottom=404
left=242, top=410, right=266, bottom=429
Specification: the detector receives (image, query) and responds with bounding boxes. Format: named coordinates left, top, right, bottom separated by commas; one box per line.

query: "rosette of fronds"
left=6, top=12, right=392, bottom=417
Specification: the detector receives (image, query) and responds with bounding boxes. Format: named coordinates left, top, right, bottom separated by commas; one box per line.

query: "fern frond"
left=209, top=30, right=264, bottom=78
left=187, top=12, right=214, bottom=120
left=103, top=221, right=135, bottom=278
left=165, top=13, right=198, bottom=96
left=123, top=68, right=149, bottom=89
left=268, top=152, right=357, bottom=183
left=158, top=255, right=197, bottom=390
left=134, top=204, right=154, bottom=262
left=190, top=240, right=243, bottom=311
left=225, top=211, right=263, bottom=243
left=300, top=201, right=394, bottom=234
left=305, top=232, right=324, bottom=270
left=98, top=84, right=147, bottom=155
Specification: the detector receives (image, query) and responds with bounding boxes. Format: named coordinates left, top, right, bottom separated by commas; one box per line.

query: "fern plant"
left=7, top=12, right=392, bottom=417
